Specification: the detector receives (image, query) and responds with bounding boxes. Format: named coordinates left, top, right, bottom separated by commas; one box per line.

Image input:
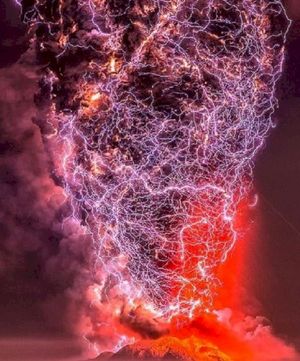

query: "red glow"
left=126, top=200, right=297, bottom=361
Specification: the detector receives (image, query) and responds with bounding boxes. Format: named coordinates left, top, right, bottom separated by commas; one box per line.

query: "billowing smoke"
left=0, top=58, right=90, bottom=357
left=18, top=0, right=293, bottom=357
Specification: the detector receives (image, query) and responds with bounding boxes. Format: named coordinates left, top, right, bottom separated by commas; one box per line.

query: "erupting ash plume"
left=20, top=0, right=291, bottom=357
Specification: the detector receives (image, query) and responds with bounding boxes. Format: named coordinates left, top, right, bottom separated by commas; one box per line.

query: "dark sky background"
left=0, top=1, right=299, bottom=360
left=252, top=1, right=300, bottom=348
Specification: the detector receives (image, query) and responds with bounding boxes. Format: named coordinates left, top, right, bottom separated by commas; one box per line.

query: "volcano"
left=92, top=335, right=230, bottom=361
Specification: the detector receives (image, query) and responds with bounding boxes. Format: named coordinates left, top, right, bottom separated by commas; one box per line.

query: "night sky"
left=0, top=1, right=299, bottom=360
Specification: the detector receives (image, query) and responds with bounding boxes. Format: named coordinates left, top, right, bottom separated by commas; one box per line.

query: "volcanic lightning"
left=20, top=0, right=290, bottom=357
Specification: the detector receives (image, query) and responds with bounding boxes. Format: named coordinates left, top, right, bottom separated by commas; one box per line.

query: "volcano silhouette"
left=92, top=335, right=230, bottom=361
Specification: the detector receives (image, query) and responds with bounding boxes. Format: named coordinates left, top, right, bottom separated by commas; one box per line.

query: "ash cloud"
left=0, top=1, right=299, bottom=360
left=119, top=306, right=169, bottom=340
left=0, top=57, right=91, bottom=341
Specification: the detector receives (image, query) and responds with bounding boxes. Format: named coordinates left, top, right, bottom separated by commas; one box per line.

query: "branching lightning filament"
left=21, top=0, right=289, bottom=333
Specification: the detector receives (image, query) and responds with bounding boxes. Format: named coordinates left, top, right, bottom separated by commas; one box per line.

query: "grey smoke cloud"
left=0, top=58, right=90, bottom=347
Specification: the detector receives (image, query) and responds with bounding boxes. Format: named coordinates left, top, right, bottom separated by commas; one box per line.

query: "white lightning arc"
left=22, top=0, right=289, bottom=324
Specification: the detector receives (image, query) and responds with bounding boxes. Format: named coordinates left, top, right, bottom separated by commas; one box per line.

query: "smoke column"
left=20, top=0, right=291, bottom=357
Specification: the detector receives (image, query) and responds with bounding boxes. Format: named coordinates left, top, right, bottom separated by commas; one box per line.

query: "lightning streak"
left=21, top=0, right=289, bottom=351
